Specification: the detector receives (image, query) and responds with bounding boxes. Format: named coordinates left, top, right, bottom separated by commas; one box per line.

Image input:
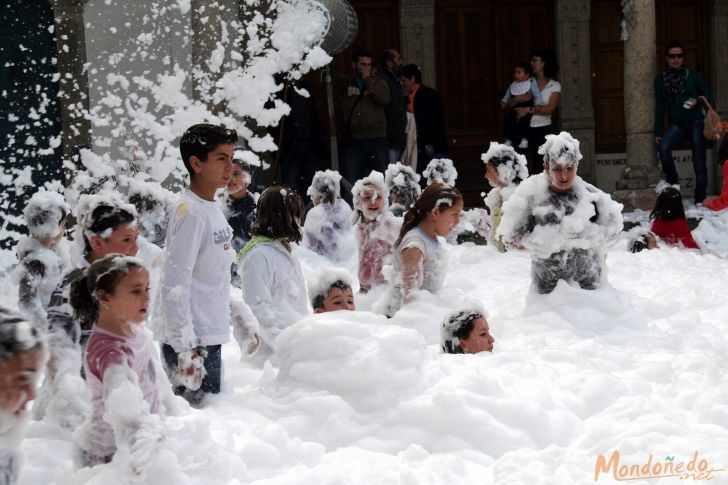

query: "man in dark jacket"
left=335, top=48, right=391, bottom=184
left=654, top=40, right=712, bottom=204
left=379, top=49, right=407, bottom=163
left=400, top=63, right=448, bottom=175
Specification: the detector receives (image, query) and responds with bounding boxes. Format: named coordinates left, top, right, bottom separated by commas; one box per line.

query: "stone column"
left=555, top=0, right=596, bottom=183
left=400, top=0, right=437, bottom=88
left=613, top=0, right=661, bottom=210
left=48, top=0, right=92, bottom=179
left=713, top=0, right=728, bottom=117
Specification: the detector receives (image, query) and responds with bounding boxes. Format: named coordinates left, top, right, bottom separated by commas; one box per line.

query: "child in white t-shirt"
left=156, top=123, right=238, bottom=406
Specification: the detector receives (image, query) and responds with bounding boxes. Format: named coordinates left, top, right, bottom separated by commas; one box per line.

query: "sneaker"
left=518, top=138, right=529, bottom=149
left=504, top=139, right=513, bottom=147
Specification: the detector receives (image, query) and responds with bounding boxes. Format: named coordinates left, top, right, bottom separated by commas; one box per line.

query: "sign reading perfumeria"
left=594, top=450, right=726, bottom=481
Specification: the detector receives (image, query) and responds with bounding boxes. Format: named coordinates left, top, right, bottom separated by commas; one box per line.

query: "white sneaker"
left=518, top=138, right=529, bottom=149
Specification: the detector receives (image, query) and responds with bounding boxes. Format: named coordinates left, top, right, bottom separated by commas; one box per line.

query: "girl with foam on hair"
left=482, top=142, right=529, bottom=252
left=352, top=171, right=402, bottom=293
left=383, top=183, right=464, bottom=317
left=69, top=254, right=169, bottom=473
left=441, top=308, right=495, bottom=354
left=37, top=193, right=138, bottom=425
left=303, top=170, right=354, bottom=261
left=0, top=305, right=45, bottom=485
left=239, top=186, right=309, bottom=357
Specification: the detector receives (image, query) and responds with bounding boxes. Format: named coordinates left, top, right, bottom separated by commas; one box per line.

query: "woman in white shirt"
left=516, top=49, right=561, bottom=174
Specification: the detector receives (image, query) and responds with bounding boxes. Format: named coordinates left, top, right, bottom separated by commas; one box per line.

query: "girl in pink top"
left=69, top=254, right=169, bottom=474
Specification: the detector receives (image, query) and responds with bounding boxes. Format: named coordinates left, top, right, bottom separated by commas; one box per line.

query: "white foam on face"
left=22, top=190, right=70, bottom=239
left=306, top=170, right=342, bottom=201
left=423, top=158, right=458, bottom=186
left=481, top=142, right=529, bottom=188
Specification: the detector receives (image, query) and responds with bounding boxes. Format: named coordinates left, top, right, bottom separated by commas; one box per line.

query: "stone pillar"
left=400, top=0, right=437, bottom=88
left=555, top=0, right=596, bottom=183
left=713, top=0, right=728, bottom=117
left=48, top=0, right=92, bottom=178
left=613, top=0, right=661, bottom=210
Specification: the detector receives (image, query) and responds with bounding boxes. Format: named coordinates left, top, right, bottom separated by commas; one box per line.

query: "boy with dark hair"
left=309, top=267, right=357, bottom=313
left=157, top=123, right=238, bottom=405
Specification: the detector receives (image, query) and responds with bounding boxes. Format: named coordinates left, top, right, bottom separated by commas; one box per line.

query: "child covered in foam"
left=498, top=131, right=623, bottom=294
left=302, top=170, right=354, bottom=261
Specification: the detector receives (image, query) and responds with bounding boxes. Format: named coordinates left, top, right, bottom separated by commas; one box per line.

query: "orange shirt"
left=406, top=84, right=420, bottom=113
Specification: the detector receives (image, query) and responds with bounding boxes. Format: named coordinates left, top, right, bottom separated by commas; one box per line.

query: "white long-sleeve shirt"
left=157, top=189, right=234, bottom=352
left=240, top=240, right=309, bottom=348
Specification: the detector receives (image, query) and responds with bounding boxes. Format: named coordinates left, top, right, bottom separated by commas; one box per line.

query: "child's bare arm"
left=400, top=247, right=424, bottom=303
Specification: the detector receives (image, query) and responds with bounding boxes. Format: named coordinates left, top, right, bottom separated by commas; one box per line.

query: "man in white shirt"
left=157, top=123, right=238, bottom=405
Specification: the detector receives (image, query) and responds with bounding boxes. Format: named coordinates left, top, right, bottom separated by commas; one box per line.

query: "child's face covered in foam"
left=359, top=184, right=385, bottom=221
left=546, top=161, right=577, bottom=193
left=0, top=348, right=43, bottom=419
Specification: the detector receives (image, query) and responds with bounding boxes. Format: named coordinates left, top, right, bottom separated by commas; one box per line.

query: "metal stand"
left=324, top=65, right=340, bottom=172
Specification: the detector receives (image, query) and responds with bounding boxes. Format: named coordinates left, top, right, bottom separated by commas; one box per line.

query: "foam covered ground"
left=2, top=235, right=728, bottom=484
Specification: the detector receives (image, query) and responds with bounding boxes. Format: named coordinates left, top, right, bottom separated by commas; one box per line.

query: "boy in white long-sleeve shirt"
left=156, top=123, right=238, bottom=405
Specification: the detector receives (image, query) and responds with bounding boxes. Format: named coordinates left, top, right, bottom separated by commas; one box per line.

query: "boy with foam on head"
left=309, top=267, right=356, bottom=313
left=156, top=123, right=238, bottom=406
left=497, top=131, right=623, bottom=294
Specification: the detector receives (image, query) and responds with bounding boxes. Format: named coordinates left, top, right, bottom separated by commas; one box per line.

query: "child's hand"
left=176, top=349, right=206, bottom=391
left=129, top=415, right=165, bottom=477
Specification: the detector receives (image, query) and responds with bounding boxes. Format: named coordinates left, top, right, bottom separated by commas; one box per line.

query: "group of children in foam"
left=2, top=125, right=720, bottom=483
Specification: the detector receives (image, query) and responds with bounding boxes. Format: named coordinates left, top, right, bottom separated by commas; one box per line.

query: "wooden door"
left=435, top=0, right=554, bottom=207
left=591, top=1, right=625, bottom=153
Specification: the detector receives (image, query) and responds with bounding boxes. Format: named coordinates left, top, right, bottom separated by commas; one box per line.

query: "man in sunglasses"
left=654, top=40, right=712, bottom=205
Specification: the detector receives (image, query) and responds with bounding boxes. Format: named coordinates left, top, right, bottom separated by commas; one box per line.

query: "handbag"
left=699, top=96, right=725, bottom=141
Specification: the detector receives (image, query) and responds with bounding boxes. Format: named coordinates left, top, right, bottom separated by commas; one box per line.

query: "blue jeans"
left=658, top=119, right=707, bottom=203
left=161, top=343, right=222, bottom=405
left=345, top=137, right=388, bottom=183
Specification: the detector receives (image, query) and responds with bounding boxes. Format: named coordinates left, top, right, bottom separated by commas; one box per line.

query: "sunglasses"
left=667, top=53, right=684, bottom=59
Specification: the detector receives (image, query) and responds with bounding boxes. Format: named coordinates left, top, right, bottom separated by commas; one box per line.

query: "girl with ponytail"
left=384, top=182, right=463, bottom=316
left=69, top=254, right=169, bottom=472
